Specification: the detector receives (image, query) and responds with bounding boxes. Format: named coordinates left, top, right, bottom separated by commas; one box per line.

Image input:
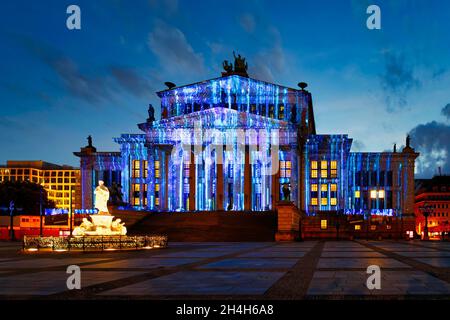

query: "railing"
left=23, top=235, right=168, bottom=252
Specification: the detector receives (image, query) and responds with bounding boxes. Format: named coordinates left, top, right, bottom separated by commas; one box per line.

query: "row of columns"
left=145, top=145, right=295, bottom=212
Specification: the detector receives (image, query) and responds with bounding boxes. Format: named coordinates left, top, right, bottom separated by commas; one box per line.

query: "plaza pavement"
left=0, top=240, right=450, bottom=299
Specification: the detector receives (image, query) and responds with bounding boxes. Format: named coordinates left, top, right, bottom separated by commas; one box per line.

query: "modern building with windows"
left=74, top=56, right=419, bottom=238
left=0, top=160, right=80, bottom=210
left=415, top=175, right=450, bottom=239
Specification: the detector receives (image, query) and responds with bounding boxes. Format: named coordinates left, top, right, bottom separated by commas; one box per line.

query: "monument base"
left=275, top=201, right=301, bottom=242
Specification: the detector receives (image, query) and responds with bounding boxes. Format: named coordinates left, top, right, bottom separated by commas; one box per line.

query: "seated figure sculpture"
left=72, top=181, right=127, bottom=236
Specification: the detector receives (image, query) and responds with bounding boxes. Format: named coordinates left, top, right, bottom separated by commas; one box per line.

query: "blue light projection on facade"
left=74, top=72, right=418, bottom=219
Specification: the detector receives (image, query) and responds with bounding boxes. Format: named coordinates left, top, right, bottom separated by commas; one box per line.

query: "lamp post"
left=419, top=203, right=432, bottom=241
left=69, top=185, right=73, bottom=237
left=39, top=189, right=43, bottom=237
left=9, top=201, right=15, bottom=241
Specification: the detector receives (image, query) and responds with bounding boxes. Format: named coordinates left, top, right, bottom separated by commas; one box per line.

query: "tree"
left=0, top=180, right=55, bottom=215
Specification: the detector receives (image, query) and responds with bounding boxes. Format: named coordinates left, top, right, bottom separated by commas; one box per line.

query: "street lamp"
left=419, top=203, right=433, bottom=241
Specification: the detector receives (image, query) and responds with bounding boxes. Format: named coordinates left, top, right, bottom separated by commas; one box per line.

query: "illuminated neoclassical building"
left=75, top=56, right=419, bottom=229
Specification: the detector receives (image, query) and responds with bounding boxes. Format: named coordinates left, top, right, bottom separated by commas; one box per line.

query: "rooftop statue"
left=223, top=60, right=233, bottom=73
left=87, top=135, right=93, bottom=147
left=222, top=52, right=249, bottom=77
left=233, top=51, right=248, bottom=73
left=147, top=104, right=155, bottom=122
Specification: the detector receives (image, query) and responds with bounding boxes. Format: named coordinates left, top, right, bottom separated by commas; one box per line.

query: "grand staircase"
left=111, top=209, right=277, bottom=242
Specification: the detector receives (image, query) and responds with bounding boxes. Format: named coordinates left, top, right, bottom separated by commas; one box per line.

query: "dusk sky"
left=1, top=0, right=449, bottom=178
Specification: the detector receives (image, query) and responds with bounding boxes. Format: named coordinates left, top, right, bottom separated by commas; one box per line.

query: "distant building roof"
left=415, top=175, right=450, bottom=194
left=4, top=160, right=78, bottom=170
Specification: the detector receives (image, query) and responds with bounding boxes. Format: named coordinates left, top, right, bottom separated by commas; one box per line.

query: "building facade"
left=415, top=175, right=450, bottom=239
left=74, top=57, right=419, bottom=237
left=0, top=161, right=80, bottom=210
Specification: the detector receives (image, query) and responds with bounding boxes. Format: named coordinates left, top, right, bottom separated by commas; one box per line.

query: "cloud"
left=239, top=14, right=256, bottom=33
left=13, top=34, right=113, bottom=104
left=250, top=27, right=286, bottom=82
left=380, top=52, right=421, bottom=112
left=13, top=34, right=156, bottom=104
left=441, top=103, right=450, bottom=120
left=148, top=21, right=205, bottom=76
left=351, top=140, right=366, bottom=152
left=148, top=0, right=178, bottom=13
left=110, top=66, right=154, bottom=98
left=408, top=121, right=450, bottom=177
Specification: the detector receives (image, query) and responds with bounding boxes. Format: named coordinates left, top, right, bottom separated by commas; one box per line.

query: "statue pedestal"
left=275, top=201, right=300, bottom=241
left=73, top=214, right=127, bottom=236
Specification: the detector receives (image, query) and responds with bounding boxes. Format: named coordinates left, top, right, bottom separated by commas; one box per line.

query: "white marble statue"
left=94, top=180, right=110, bottom=214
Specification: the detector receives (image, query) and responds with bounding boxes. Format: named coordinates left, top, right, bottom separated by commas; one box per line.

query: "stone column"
left=216, top=161, right=224, bottom=211
left=271, top=164, right=280, bottom=209
left=189, top=151, right=196, bottom=211
left=244, top=147, right=252, bottom=211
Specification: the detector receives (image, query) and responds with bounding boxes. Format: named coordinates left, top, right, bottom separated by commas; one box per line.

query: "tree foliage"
left=0, top=181, right=55, bottom=215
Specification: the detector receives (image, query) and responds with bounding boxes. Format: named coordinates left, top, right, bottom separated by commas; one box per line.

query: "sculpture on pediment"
left=222, top=52, right=249, bottom=77
left=223, top=60, right=233, bottom=73
left=233, top=51, right=248, bottom=73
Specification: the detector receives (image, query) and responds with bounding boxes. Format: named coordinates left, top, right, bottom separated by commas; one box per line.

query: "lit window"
left=311, top=161, right=318, bottom=169
left=311, top=184, right=318, bottom=192
left=155, top=161, right=160, bottom=178
left=378, top=190, right=385, bottom=198
left=321, top=161, right=328, bottom=169
left=132, top=160, right=141, bottom=178
left=321, top=197, right=328, bottom=205
left=321, top=170, right=328, bottom=178
left=330, top=184, right=337, bottom=192
left=321, top=220, right=327, bottom=230
left=355, top=225, right=361, bottom=230
left=311, top=198, right=318, bottom=205
left=370, top=225, right=376, bottom=231
left=280, top=161, right=292, bottom=178
left=331, top=169, right=337, bottom=178
left=355, top=190, right=360, bottom=198
left=331, top=161, right=337, bottom=169
left=311, top=170, right=318, bottom=178
left=321, top=184, right=328, bottom=192
left=330, top=198, right=337, bottom=206
left=370, top=190, right=377, bottom=199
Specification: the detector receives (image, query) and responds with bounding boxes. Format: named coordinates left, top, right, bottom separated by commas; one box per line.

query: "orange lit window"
left=355, top=190, right=360, bottom=198
left=331, top=169, right=337, bottom=178
left=378, top=190, right=385, bottom=198
left=132, top=160, right=140, bottom=178
left=321, top=197, right=328, bottom=205
left=321, top=161, right=328, bottom=169
left=311, top=198, right=318, bottom=205
left=330, top=198, right=337, bottom=206
left=321, top=219, right=327, bottom=230
left=355, top=225, right=361, bottom=230
left=311, top=170, right=318, bottom=178
left=321, top=169, right=328, bottom=178
left=311, top=184, right=318, bottom=192
left=331, top=161, right=337, bottom=169
left=370, top=190, right=377, bottom=199
left=143, top=161, right=148, bottom=178
left=311, top=161, right=318, bottom=169
left=155, top=161, right=160, bottom=178
left=321, top=184, right=328, bottom=192
left=330, top=184, right=337, bottom=192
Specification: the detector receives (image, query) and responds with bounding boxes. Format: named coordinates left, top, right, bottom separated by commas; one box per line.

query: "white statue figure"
left=111, top=218, right=127, bottom=235
left=72, top=218, right=95, bottom=236
left=94, top=180, right=110, bottom=214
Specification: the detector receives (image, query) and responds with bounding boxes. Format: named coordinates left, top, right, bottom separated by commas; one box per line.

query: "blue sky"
left=0, top=0, right=449, bottom=177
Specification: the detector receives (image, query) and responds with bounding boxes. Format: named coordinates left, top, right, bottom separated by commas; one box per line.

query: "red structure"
left=415, top=175, right=450, bottom=240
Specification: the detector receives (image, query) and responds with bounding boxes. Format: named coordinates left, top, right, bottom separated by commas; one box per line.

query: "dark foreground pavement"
left=0, top=240, right=450, bottom=300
